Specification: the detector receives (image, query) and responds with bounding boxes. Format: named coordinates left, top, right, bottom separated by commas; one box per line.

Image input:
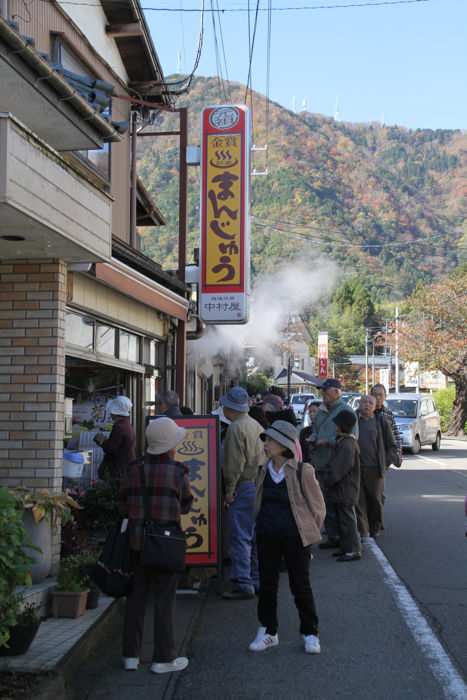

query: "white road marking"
left=414, top=454, right=447, bottom=467
left=368, top=539, right=467, bottom=700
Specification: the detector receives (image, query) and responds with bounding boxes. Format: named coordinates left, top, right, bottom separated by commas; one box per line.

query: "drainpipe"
left=129, top=110, right=138, bottom=249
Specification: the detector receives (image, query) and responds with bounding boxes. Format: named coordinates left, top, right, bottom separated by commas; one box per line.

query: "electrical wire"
left=244, top=0, right=261, bottom=138
left=265, top=0, right=272, bottom=169
left=253, top=218, right=460, bottom=250
left=215, top=0, right=233, bottom=100
left=40, top=0, right=430, bottom=11
left=210, top=0, right=228, bottom=100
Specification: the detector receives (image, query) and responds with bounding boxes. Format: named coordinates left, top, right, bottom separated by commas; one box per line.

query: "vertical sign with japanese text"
left=174, top=416, right=220, bottom=567
left=200, top=105, right=251, bottom=324
left=318, top=331, right=329, bottom=379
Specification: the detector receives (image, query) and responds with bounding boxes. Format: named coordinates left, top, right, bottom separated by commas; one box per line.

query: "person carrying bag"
left=119, top=417, right=193, bottom=675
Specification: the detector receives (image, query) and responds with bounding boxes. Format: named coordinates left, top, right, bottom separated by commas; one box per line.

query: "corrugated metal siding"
left=9, top=0, right=131, bottom=243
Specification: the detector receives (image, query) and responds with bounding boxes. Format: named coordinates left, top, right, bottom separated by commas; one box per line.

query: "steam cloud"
left=189, top=258, right=338, bottom=370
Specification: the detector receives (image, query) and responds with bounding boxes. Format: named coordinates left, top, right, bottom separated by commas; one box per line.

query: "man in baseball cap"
left=220, top=387, right=265, bottom=599
left=310, top=379, right=358, bottom=550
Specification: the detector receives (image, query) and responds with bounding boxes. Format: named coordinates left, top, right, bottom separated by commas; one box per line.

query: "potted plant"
left=0, top=599, right=41, bottom=657
left=71, top=550, right=101, bottom=610
left=51, top=558, right=89, bottom=618
left=0, top=487, right=35, bottom=651
left=13, top=488, right=81, bottom=584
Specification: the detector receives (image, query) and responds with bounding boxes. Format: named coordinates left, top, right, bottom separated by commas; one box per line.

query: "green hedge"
left=433, top=385, right=455, bottom=433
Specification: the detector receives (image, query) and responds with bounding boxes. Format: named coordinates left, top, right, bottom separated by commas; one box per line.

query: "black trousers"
left=257, top=534, right=319, bottom=637
left=123, top=552, right=178, bottom=663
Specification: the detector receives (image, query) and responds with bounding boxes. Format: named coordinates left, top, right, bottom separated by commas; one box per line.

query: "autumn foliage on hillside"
left=137, top=76, right=467, bottom=300
left=401, top=267, right=467, bottom=434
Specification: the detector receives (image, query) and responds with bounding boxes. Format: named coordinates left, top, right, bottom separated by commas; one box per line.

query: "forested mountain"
left=137, top=76, right=467, bottom=300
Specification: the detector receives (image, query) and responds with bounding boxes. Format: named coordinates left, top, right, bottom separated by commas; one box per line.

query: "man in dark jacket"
left=310, top=379, right=358, bottom=549
left=356, top=394, right=397, bottom=538
left=156, top=391, right=183, bottom=418
left=322, top=410, right=361, bottom=562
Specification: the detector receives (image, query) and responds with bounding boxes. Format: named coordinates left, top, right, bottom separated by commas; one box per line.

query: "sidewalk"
left=172, top=544, right=459, bottom=700
left=68, top=590, right=206, bottom=700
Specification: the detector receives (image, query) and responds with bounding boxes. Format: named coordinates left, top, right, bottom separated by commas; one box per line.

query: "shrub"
left=433, top=385, right=456, bottom=433
left=56, top=557, right=88, bottom=593
left=0, top=487, right=35, bottom=648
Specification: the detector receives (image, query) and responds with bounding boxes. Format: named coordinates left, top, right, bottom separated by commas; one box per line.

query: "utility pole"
left=395, top=306, right=400, bottom=393
left=287, top=353, right=292, bottom=405
left=372, top=339, right=376, bottom=387
left=365, top=328, right=369, bottom=393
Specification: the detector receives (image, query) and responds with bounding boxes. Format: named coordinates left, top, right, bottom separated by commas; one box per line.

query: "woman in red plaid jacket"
left=119, top=416, right=193, bottom=675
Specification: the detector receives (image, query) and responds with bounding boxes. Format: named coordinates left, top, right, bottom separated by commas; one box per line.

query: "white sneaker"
left=122, top=657, right=139, bottom=670
left=150, top=657, right=189, bottom=674
left=303, top=634, right=321, bottom=654
left=248, top=626, right=279, bottom=652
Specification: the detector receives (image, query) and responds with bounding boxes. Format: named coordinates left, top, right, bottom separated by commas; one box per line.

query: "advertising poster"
left=174, top=416, right=221, bottom=567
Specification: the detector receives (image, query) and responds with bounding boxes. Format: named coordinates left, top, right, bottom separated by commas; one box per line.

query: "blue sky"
left=145, top=0, right=466, bottom=130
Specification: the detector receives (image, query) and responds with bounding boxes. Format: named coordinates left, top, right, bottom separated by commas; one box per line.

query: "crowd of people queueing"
left=95, top=382, right=402, bottom=672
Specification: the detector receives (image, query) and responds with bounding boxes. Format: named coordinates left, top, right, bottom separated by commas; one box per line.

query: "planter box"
left=51, top=591, right=89, bottom=619
left=0, top=620, right=41, bottom=656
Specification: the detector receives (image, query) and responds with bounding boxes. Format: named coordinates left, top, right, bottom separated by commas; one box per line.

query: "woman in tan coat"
left=249, top=420, right=326, bottom=655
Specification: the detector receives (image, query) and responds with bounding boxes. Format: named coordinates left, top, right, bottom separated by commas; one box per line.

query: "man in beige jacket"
left=221, top=387, right=265, bottom=599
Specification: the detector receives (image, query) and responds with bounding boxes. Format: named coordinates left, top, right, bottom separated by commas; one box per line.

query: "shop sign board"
left=174, top=416, right=221, bottom=567
left=318, top=331, right=329, bottom=378
left=200, top=105, right=251, bottom=324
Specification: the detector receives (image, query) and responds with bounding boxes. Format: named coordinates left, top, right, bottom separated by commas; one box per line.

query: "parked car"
left=342, top=393, right=361, bottom=411
left=289, top=393, right=317, bottom=421
left=385, top=393, right=442, bottom=454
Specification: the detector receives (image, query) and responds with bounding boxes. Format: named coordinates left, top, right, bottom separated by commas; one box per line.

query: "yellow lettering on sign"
left=177, top=428, right=210, bottom=554
left=205, top=133, right=242, bottom=287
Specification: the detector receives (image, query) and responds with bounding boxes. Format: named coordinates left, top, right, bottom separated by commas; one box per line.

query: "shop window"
left=66, top=313, right=94, bottom=351
left=119, top=332, right=140, bottom=363
left=96, top=325, right=116, bottom=356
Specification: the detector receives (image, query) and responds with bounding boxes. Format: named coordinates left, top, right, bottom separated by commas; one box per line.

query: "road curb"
left=161, top=585, right=211, bottom=700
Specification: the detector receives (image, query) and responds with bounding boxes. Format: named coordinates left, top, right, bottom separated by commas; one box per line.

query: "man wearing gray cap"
left=220, top=386, right=265, bottom=599
left=310, top=379, right=358, bottom=549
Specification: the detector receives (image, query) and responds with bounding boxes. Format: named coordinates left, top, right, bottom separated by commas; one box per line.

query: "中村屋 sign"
left=200, top=105, right=251, bottom=324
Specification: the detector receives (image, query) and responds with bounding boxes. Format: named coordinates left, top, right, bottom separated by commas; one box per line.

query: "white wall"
left=58, top=0, right=128, bottom=82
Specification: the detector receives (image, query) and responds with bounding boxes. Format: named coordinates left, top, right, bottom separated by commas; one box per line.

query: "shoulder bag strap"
left=138, top=460, right=151, bottom=523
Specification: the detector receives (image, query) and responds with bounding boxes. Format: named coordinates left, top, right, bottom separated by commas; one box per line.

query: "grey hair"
left=158, top=390, right=180, bottom=408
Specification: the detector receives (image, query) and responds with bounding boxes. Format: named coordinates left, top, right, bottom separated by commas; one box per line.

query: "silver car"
left=289, top=393, right=317, bottom=422
left=385, top=393, right=442, bottom=454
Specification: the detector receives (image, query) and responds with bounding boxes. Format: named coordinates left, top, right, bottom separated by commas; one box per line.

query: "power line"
left=265, top=0, right=272, bottom=169
left=244, top=0, right=261, bottom=133
left=253, top=218, right=458, bottom=250
left=215, top=0, right=233, bottom=100
left=210, top=0, right=228, bottom=100
left=42, top=0, right=430, bottom=11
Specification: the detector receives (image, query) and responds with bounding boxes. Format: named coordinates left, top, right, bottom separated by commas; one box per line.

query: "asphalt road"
left=172, top=439, right=467, bottom=700
left=380, top=439, right=467, bottom=681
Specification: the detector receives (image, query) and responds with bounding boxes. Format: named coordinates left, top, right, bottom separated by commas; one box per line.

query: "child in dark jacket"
left=322, top=410, right=361, bottom=562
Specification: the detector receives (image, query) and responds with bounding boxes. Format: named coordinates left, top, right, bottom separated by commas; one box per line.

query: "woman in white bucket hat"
left=120, top=416, right=193, bottom=675
left=95, top=396, right=136, bottom=482
left=249, top=420, right=326, bottom=656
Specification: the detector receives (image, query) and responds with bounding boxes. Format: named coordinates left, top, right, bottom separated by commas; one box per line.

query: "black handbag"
left=139, top=462, right=187, bottom=574
left=89, top=521, right=133, bottom=598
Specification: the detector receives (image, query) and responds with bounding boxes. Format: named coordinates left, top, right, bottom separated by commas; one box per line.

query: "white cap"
left=108, top=396, right=132, bottom=417
left=146, top=416, right=187, bottom=455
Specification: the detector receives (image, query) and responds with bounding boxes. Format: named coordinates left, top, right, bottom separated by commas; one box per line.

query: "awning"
left=94, top=258, right=189, bottom=322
